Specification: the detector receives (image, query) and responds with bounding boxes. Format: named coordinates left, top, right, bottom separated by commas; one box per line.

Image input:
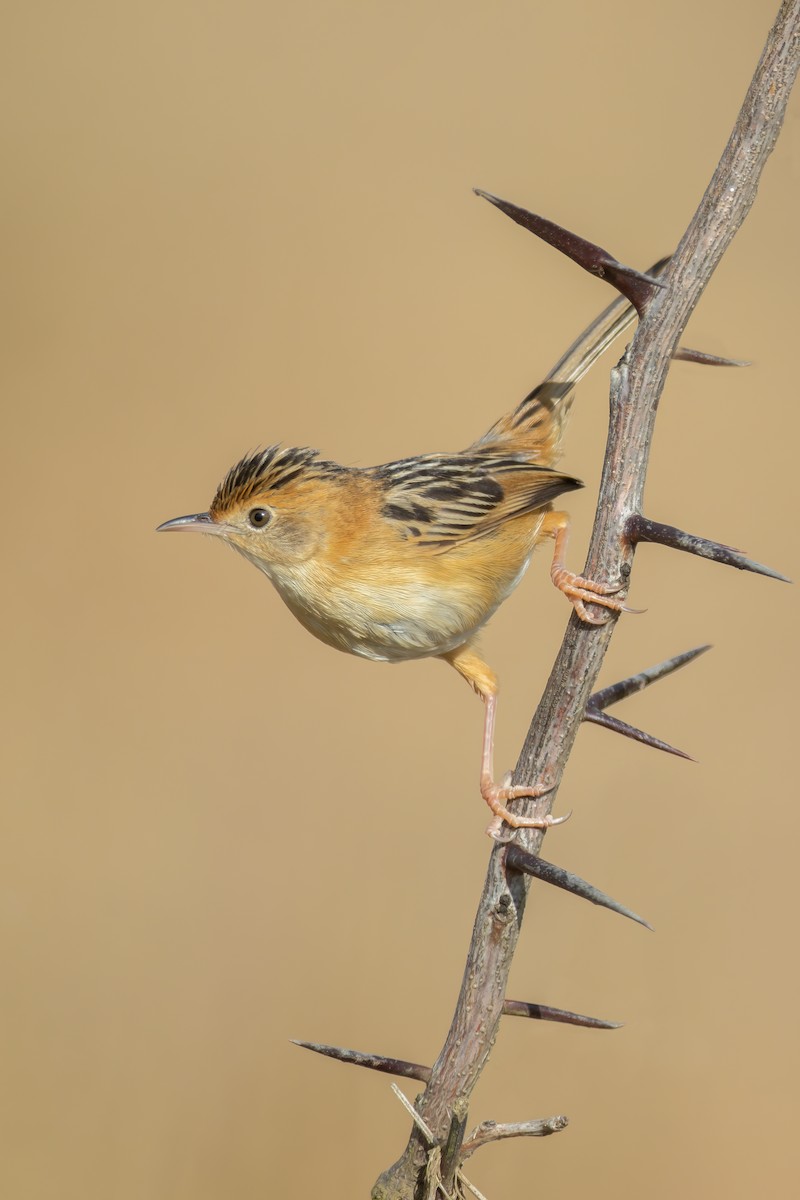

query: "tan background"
left=2, top=2, right=798, bottom=1197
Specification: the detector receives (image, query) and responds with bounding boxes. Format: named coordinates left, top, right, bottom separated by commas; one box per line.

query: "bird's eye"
left=248, top=507, right=271, bottom=528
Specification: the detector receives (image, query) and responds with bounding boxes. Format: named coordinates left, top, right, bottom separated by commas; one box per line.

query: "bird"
left=158, top=288, right=640, bottom=836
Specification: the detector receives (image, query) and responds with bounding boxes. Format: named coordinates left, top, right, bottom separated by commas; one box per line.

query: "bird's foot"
left=552, top=568, right=643, bottom=625
left=481, top=771, right=570, bottom=839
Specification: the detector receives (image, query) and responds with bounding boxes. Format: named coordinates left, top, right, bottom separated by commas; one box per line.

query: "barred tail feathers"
left=474, top=257, right=669, bottom=463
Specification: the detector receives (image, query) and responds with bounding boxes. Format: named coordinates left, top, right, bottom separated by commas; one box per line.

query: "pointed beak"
left=156, top=512, right=220, bottom=534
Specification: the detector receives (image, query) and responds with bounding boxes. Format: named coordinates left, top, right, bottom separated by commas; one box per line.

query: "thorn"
left=584, top=708, right=695, bottom=760
left=291, top=1039, right=431, bottom=1082
left=674, top=346, right=751, bottom=367
left=474, top=188, right=665, bottom=315
left=584, top=647, right=711, bottom=759
left=626, top=515, right=791, bottom=582
left=589, top=645, right=712, bottom=710
left=502, top=999, right=622, bottom=1029
left=505, top=844, right=653, bottom=930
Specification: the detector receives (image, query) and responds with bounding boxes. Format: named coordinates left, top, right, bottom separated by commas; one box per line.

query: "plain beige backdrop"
left=2, top=2, right=798, bottom=1197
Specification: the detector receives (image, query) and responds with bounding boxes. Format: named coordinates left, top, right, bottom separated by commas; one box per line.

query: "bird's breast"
left=259, top=550, right=533, bottom=663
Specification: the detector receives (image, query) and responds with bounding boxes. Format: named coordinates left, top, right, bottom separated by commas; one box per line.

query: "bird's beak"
left=156, top=512, right=222, bottom=534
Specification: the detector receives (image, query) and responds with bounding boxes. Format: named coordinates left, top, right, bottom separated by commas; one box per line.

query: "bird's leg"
left=480, top=691, right=567, bottom=836
left=544, top=511, right=640, bottom=625
left=440, top=643, right=568, bottom=836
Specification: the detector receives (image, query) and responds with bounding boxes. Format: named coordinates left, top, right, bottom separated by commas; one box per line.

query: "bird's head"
left=157, top=445, right=341, bottom=572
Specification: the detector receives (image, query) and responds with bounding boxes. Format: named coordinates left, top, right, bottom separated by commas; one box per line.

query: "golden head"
left=157, top=445, right=343, bottom=570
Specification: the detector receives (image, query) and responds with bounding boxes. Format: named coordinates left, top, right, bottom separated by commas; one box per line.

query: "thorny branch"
left=369, top=3, right=799, bottom=1196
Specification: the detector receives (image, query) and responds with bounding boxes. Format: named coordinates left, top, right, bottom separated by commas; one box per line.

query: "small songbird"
left=158, top=290, right=638, bottom=834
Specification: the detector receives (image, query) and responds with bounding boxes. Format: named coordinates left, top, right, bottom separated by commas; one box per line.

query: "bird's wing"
left=372, top=453, right=582, bottom=548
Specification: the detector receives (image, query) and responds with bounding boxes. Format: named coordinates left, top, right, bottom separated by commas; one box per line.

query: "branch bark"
left=373, top=3, right=799, bottom=1196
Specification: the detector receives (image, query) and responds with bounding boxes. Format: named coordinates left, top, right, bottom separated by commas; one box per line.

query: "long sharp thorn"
left=474, top=188, right=665, bottom=315
left=627, top=515, right=791, bottom=582
left=589, top=645, right=712, bottom=710
left=502, top=999, right=622, bottom=1029
left=674, top=346, right=751, bottom=367
left=584, top=708, right=695, bottom=759
left=290, top=1039, right=431, bottom=1082
left=505, top=845, right=653, bottom=930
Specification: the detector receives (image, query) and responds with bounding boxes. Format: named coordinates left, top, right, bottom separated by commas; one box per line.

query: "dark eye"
left=248, top=507, right=271, bottom=528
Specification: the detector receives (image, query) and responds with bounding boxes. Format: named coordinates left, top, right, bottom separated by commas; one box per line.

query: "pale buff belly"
left=261, top=556, right=534, bottom=663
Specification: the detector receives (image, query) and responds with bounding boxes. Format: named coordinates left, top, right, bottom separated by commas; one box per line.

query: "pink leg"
left=547, top=514, right=642, bottom=625
left=480, top=692, right=569, bottom=837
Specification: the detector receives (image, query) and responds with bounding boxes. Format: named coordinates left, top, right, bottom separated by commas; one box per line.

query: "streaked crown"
left=209, top=445, right=340, bottom=518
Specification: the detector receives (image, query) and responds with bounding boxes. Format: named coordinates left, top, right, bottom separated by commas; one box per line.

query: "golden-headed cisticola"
left=158, top=291, right=638, bottom=835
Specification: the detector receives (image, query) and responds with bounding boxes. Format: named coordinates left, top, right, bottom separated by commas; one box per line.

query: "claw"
left=486, top=816, right=511, bottom=841
left=571, top=597, right=612, bottom=625
left=480, top=772, right=562, bottom=833
left=486, top=807, right=571, bottom=841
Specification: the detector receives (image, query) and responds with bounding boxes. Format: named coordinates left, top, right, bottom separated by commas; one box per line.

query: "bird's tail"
left=473, top=258, right=669, bottom=463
